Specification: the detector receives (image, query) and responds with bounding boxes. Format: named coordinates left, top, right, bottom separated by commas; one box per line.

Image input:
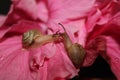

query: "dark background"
left=0, top=0, right=11, bottom=15
left=0, top=0, right=116, bottom=80
left=72, top=55, right=116, bottom=80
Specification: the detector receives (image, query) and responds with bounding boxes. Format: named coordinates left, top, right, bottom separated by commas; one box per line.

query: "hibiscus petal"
left=0, top=15, right=7, bottom=27
left=46, top=0, right=95, bottom=22
left=102, top=36, right=120, bottom=79
left=0, top=36, right=29, bottom=80
left=0, top=36, right=47, bottom=80
left=84, top=8, right=120, bottom=79
left=0, top=20, right=43, bottom=39
left=8, top=20, right=42, bottom=34
left=47, top=44, right=78, bottom=80
left=12, top=0, right=37, bottom=19
left=0, top=27, right=11, bottom=39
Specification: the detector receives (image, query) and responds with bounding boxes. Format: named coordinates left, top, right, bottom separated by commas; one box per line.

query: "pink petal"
left=2, top=0, right=38, bottom=27
left=0, top=20, right=42, bottom=39
left=8, top=20, right=42, bottom=34
left=82, top=36, right=105, bottom=67
left=28, top=43, right=57, bottom=67
left=0, top=36, right=30, bottom=80
left=86, top=9, right=102, bottom=33
left=84, top=8, right=120, bottom=79
left=0, top=27, right=11, bottom=39
left=12, top=0, right=37, bottom=19
left=85, top=0, right=114, bottom=33
left=37, top=1, right=49, bottom=22
left=0, top=35, right=78, bottom=80
left=103, top=37, right=120, bottom=79
left=0, top=15, right=7, bottom=27
left=45, top=0, right=95, bottom=29
left=1, top=0, right=119, bottom=80
left=47, top=0, right=95, bottom=21
left=47, top=44, right=78, bottom=80
left=0, top=36, right=47, bottom=80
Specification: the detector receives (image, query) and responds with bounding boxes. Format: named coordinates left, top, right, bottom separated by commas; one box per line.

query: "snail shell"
left=67, top=43, right=86, bottom=68
left=22, top=30, right=41, bottom=47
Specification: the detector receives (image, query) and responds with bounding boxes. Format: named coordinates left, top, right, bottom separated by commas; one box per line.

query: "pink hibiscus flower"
left=0, top=0, right=120, bottom=80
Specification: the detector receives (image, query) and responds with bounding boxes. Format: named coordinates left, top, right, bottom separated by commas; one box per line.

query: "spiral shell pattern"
left=22, top=30, right=40, bottom=47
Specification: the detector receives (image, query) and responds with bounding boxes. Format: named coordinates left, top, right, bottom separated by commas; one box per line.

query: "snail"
left=22, top=24, right=86, bottom=68
left=58, top=23, right=86, bottom=68
left=22, top=29, right=60, bottom=48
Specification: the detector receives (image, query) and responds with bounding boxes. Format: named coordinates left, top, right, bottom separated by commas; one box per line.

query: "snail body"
left=58, top=23, right=86, bottom=68
left=22, top=30, right=60, bottom=48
